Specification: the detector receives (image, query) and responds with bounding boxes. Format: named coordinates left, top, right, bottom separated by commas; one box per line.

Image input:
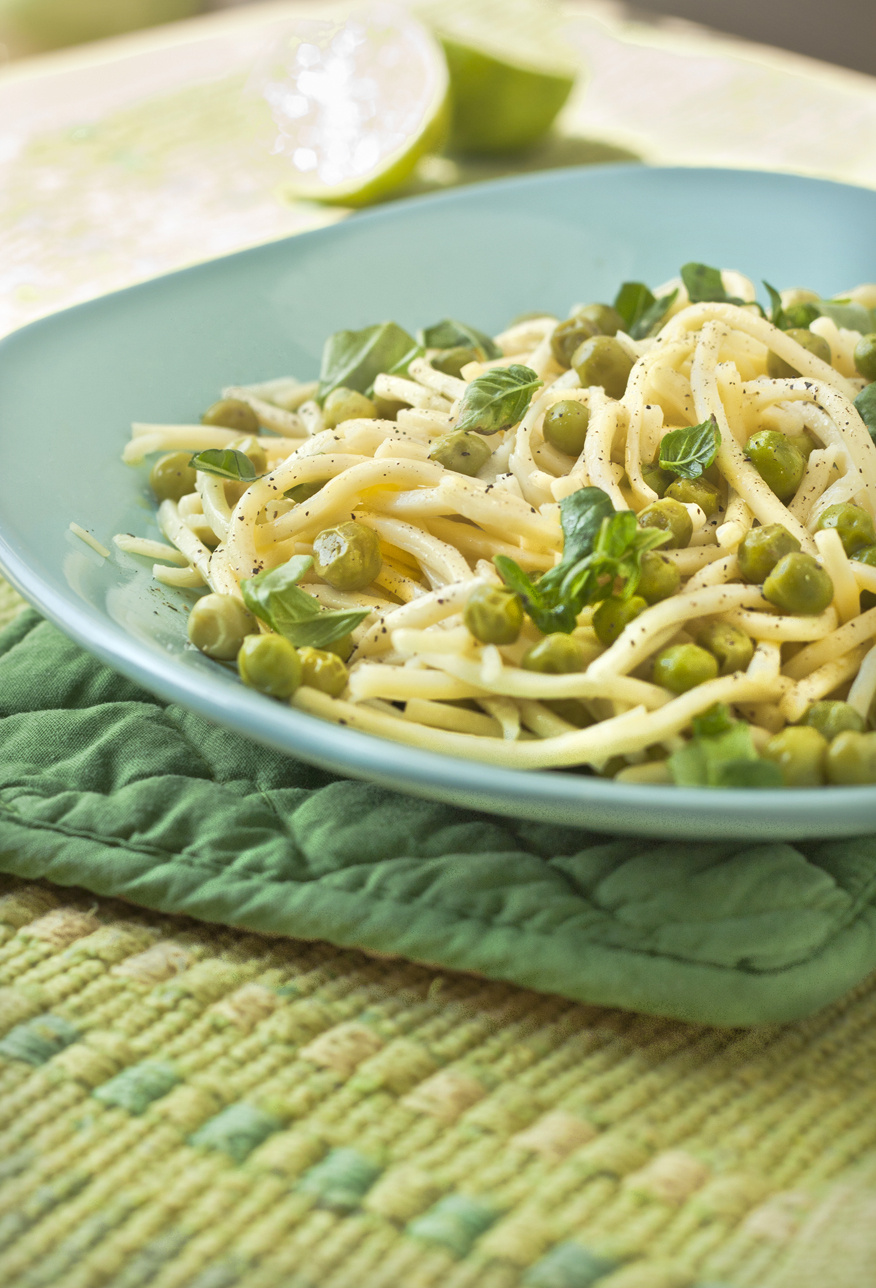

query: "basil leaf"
left=763, top=281, right=786, bottom=329
left=240, top=556, right=370, bottom=648
left=632, top=289, right=678, bottom=340
left=817, top=300, right=875, bottom=333
left=241, top=556, right=319, bottom=633
left=659, top=416, right=721, bottom=480
left=613, top=282, right=678, bottom=340
left=317, top=321, right=419, bottom=403
left=593, top=510, right=639, bottom=562
left=189, top=448, right=260, bottom=483
left=498, top=494, right=668, bottom=636
left=556, top=487, right=615, bottom=566
left=278, top=608, right=369, bottom=649
left=681, top=262, right=749, bottom=307
left=854, top=383, right=876, bottom=443
left=764, top=284, right=874, bottom=336
left=455, top=364, right=542, bottom=436
left=613, top=282, right=652, bottom=331
left=418, top=319, right=501, bottom=360
left=383, top=340, right=424, bottom=382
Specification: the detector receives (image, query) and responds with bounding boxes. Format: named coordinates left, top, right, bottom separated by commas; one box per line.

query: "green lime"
left=0, top=0, right=200, bottom=51
left=418, top=0, right=579, bottom=155
left=258, top=8, right=449, bottom=208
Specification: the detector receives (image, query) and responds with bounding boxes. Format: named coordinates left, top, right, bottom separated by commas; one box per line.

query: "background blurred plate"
left=1, top=164, right=875, bottom=839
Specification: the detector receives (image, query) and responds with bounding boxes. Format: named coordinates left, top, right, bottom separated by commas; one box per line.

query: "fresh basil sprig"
left=765, top=281, right=875, bottom=334
left=418, top=319, right=501, bottom=360
left=613, top=281, right=678, bottom=340
left=658, top=415, right=722, bottom=480
left=681, top=262, right=755, bottom=308
left=455, top=364, right=542, bottom=436
left=241, top=555, right=369, bottom=648
left=854, top=383, right=876, bottom=444
left=189, top=448, right=262, bottom=483
left=494, top=487, right=668, bottom=635
left=317, top=321, right=420, bottom=403
left=669, top=704, right=782, bottom=788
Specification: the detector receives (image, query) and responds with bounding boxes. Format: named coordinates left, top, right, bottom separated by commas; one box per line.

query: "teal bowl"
left=1, top=165, right=875, bottom=839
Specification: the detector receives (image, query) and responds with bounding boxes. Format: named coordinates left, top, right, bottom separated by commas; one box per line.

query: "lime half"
left=418, top=0, right=579, bottom=155
left=256, top=6, right=449, bottom=207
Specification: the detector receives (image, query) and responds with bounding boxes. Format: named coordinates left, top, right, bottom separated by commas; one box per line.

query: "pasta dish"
left=117, top=264, right=876, bottom=788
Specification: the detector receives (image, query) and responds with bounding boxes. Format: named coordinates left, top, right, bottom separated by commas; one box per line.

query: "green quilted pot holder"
left=1, top=609, right=875, bottom=1028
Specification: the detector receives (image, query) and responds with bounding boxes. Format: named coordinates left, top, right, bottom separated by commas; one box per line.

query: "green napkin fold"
left=1, top=608, right=875, bottom=1026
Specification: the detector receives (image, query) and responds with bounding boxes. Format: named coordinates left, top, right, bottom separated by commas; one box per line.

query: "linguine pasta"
left=119, top=268, right=876, bottom=788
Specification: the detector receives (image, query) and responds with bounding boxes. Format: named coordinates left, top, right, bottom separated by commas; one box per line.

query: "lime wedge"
left=256, top=7, right=449, bottom=208
left=417, top=0, right=579, bottom=155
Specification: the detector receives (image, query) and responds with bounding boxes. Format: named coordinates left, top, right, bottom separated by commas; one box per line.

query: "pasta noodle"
left=120, top=269, right=876, bottom=788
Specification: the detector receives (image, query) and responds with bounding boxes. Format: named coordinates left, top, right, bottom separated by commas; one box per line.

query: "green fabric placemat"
left=1, top=607, right=875, bottom=1029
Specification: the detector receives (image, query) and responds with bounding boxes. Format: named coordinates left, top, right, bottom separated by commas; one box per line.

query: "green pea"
left=149, top=452, right=197, bottom=503
left=522, top=633, right=588, bottom=674
left=571, top=336, right=634, bottom=400
left=373, top=395, right=405, bottom=420
left=550, top=315, right=599, bottom=369
left=284, top=479, right=326, bottom=503
left=572, top=303, right=625, bottom=336
left=787, top=431, right=816, bottom=461
left=745, top=430, right=806, bottom=502
left=652, top=643, right=719, bottom=694
left=766, top=328, right=832, bottom=379
left=326, top=633, right=354, bottom=662
left=763, top=552, right=834, bottom=615
left=187, top=593, right=257, bottom=661
left=825, top=730, right=876, bottom=785
left=854, top=333, right=876, bottom=382
left=637, top=498, right=693, bottom=549
left=541, top=400, right=590, bottom=456
left=783, top=301, right=821, bottom=330
left=297, top=646, right=348, bottom=697
left=313, top=521, right=382, bottom=592
left=800, top=700, right=866, bottom=741
left=693, top=703, right=735, bottom=737
left=592, top=595, right=648, bottom=645
left=763, top=725, right=828, bottom=786
left=637, top=551, right=681, bottom=604
left=464, top=585, right=524, bottom=645
left=237, top=633, right=302, bottom=699
left=641, top=461, right=673, bottom=497
left=431, top=346, right=484, bottom=378
left=322, top=387, right=377, bottom=430
left=429, top=430, right=492, bottom=477
left=815, top=502, right=876, bottom=556
left=665, top=476, right=721, bottom=517
left=201, top=398, right=260, bottom=434
left=853, top=544, right=876, bottom=611
left=693, top=620, right=754, bottom=675
left=737, top=523, right=800, bottom=584
left=546, top=698, right=593, bottom=727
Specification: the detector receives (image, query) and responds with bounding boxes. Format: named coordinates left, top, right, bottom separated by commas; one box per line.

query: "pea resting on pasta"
left=117, top=265, right=876, bottom=788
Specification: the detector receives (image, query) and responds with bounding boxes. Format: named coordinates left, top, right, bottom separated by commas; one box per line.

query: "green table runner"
left=2, top=605, right=875, bottom=1028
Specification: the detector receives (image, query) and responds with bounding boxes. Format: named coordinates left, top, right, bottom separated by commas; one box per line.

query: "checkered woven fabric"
left=1, top=871, right=875, bottom=1288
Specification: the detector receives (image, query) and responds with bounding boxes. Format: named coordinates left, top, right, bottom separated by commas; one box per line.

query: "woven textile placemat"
left=2, top=871, right=876, bottom=1288
left=2, top=588, right=876, bottom=1285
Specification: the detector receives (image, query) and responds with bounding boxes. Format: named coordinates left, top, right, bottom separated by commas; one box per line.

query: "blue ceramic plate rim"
left=1, top=163, right=876, bottom=841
